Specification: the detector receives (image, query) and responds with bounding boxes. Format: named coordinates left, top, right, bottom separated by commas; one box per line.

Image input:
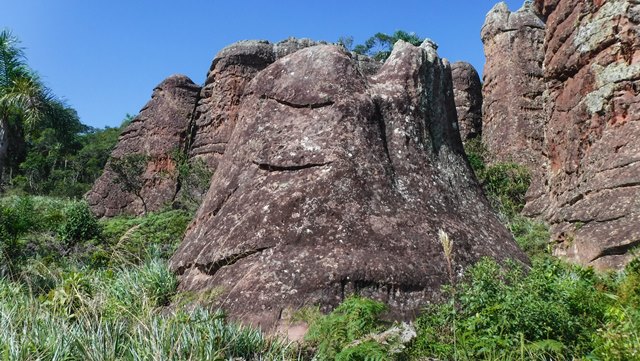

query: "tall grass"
left=0, top=196, right=297, bottom=360
left=0, top=259, right=296, bottom=360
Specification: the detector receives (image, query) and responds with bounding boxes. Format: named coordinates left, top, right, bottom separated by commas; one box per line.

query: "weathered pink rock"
left=189, top=38, right=325, bottom=171
left=451, top=61, right=483, bottom=141
left=483, top=0, right=640, bottom=269
left=86, top=75, right=200, bottom=217
left=526, top=0, right=640, bottom=269
left=169, top=42, right=527, bottom=330
left=481, top=1, right=546, bottom=168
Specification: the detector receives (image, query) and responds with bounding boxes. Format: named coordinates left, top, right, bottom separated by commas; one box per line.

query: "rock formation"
left=482, top=0, right=640, bottom=269
left=189, top=38, right=326, bottom=170
left=451, top=62, right=483, bottom=141
left=87, top=75, right=200, bottom=217
left=169, top=41, right=528, bottom=330
left=526, top=0, right=640, bottom=269
left=481, top=1, right=546, bottom=167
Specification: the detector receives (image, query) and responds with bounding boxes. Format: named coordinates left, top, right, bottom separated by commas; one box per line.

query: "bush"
left=509, top=215, right=551, bottom=257
left=306, top=295, right=389, bottom=360
left=411, top=257, right=611, bottom=359
left=464, top=139, right=531, bottom=220
left=592, top=259, right=640, bottom=360
left=58, top=201, right=102, bottom=245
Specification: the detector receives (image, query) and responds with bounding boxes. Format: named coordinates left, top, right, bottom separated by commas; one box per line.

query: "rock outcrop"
left=169, top=41, right=528, bottom=330
left=481, top=1, right=546, bottom=167
left=482, top=0, right=640, bottom=269
left=87, top=75, right=200, bottom=217
left=526, top=0, right=640, bottom=269
left=189, top=38, right=325, bottom=171
left=451, top=62, right=483, bottom=141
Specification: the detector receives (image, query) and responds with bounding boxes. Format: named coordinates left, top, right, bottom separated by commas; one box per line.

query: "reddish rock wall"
left=528, top=0, right=640, bottom=269
left=451, top=61, right=483, bottom=141
left=481, top=1, right=547, bottom=168
left=87, top=75, right=200, bottom=217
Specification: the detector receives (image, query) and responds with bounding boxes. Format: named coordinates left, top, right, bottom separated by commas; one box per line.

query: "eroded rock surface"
left=87, top=75, right=200, bottom=217
left=481, top=1, right=546, bottom=167
left=482, top=0, right=640, bottom=269
left=451, top=62, right=483, bottom=141
left=169, top=42, right=527, bottom=330
left=527, top=0, right=640, bottom=269
left=189, top=38, right=326, bottom=171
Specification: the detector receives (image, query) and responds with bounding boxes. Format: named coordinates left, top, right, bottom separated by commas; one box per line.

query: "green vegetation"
left=0, top=30, right=126, bottom=198
left=1, top=142, right=638, bottom=360
left=339, top=30, right=424, bottom=61
left=0, top=195, right=295, bottom=360
left=306, top=296, right=389, bottom=360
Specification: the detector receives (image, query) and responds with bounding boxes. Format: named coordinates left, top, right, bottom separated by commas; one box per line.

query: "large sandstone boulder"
left=526, top=0, right=640, bottom=269
left=451, top=62, right=483, bottom=141
left=481, top=1, right=546, bottom=168
left=87, top=75, right=200, bottom=217
left=169, top=41, right=528, bottom=330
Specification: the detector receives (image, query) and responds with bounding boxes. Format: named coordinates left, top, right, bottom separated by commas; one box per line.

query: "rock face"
left=481, top=1, right=546, bottom=167
left=189, top=38, right=325, bottom=171
left=169, top=41, right=527, bottom=330
left=525, top=0, right=640, bottom=269
left=451, top=62, right=483, bottom=141
left=482, top=0, right=640, bottom=269
left=87, top=75, right=200, bottom=217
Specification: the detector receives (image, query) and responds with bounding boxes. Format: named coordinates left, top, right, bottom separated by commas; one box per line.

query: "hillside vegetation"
left=0, top=143, right=638, bottom=360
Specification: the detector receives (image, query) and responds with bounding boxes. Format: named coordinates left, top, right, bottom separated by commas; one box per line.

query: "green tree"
left=0, top=29, right=51, bottom=180
left=0, top=29, right=86, bottom=191
left=352, top=30, right=424, bottom=61
left=109, top=153, right=150, bottom=214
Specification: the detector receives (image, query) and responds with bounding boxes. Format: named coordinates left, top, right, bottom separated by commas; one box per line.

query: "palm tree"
left=0, top=29, right=54, bottom=180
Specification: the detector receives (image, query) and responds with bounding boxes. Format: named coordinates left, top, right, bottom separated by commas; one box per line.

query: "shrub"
left=58, top=201, right=102, bottom=245
left=509, top=215, right=551, bottom=257
left=306, top=295, right=388, bottom=360
left=411, top=257, right=611, bottom=359
left=464, top=139, right=531, bottom=220
left=480, top=163, right=530, bottom=219
left=592, top=259, right=640, bottom=360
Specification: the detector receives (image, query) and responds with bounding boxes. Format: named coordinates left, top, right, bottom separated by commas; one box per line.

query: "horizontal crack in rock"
left=590, top=238, right=640, bottom=263
left=197, top=247, right=272, bottom=276
left=260, top=94, right=334, bottom=109
left=253, top=160, right=332, bottom=172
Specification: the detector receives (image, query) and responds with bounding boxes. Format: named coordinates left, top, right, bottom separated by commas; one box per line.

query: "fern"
left=306, top=295, right=387, bottom=360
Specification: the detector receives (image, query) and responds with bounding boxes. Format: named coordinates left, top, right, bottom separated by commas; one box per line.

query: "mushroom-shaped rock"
left=169, top=43, right=528, bottom=330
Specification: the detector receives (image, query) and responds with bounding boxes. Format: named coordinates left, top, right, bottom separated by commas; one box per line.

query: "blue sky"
left=2, top=1, right=525, bottom=129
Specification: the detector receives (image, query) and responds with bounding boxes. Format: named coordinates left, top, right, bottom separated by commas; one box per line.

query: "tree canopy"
left=341, top=30, right=424, bottom=61
left=0, top=29, right=124, bottom=197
